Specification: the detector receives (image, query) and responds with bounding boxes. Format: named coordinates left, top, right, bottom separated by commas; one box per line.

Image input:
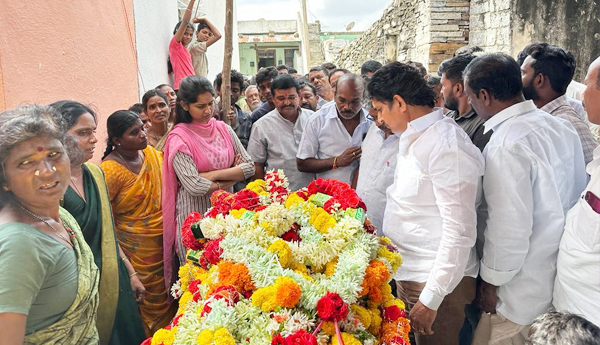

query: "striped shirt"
left=541, top=96, right=598, bottom=165
left=172, top=126, right=254, bottom=257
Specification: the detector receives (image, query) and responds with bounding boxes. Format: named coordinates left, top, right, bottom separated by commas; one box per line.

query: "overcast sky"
left=236, top=0, right=391, bottom=32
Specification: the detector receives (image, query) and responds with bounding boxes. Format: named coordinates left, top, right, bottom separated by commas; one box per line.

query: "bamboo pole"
left=220, top=0, right=234, bottom=126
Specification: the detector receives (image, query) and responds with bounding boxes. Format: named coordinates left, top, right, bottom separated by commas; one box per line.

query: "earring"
left=2, top=186, right=8, bottom=191
left=34, top=170, right=40, bottom=176
left=51, top=166, right=57, bottom=172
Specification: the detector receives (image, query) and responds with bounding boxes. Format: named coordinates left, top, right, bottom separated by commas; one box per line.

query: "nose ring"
left=52, top=166, right=57, bottom=172
left=35, top=170, right=40, bottom=176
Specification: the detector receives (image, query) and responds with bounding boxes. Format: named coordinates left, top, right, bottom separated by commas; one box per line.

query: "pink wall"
left=0, top=0, right=139, bottom=163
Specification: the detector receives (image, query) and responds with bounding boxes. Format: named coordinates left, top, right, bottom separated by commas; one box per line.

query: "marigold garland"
left=143, top=171, right=410, bottom=345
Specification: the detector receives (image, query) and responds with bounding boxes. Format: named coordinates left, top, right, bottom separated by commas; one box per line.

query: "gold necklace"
left=115, top=150, right=142, bottom=172
left=18, top=203, right=75, bottom=249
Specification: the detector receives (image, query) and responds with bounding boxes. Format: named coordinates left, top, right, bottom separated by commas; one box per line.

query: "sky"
left=236, top=0, right=392, bottom=32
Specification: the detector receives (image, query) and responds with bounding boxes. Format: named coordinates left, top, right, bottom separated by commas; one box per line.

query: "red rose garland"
left=312, top=292, right=349, bottom=345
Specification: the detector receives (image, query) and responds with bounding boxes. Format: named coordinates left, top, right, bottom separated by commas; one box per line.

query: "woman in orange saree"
left=100, top=110, right=176, bottom=335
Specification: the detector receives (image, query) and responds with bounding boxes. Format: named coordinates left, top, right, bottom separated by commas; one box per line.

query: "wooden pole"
left=302, top=0, right=310, bottom=69
left=221, top=0, right=234, bottom=126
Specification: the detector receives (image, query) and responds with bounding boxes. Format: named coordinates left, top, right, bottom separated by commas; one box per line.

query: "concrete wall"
left=238, top=19, right=297, bottom=34
left=133, top=0, right=179, bottom=98
left=511, top=0, right=600, bottom=82
left=0, top=0, right=140, bottom=163
left=239, top=43, right=302, bottom=77
left=469, top=0, right=513, bottom=53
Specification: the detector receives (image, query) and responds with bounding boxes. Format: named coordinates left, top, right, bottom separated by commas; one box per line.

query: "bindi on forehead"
left=37, top=146, right=44, bottom=152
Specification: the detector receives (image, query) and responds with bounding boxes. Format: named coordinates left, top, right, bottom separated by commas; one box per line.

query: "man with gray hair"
left=527, top=312, right=600, bottom=345
left=297, top=74, right=371, bottom=184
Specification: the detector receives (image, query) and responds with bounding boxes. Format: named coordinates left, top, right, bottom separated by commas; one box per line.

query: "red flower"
left=188, top=279, right=202, bottom=294
left=200, top=237, right=223, bottom=268
left=316, top=292, right=349, bottom=321
left=383, top=305, right=405, bottom=321
left=271, top=334, right=285, bottom=345
left=181, top=212, right=204, bottom=250
left=390, top=336, right=407, bottom=344
left=211, top=285, right=240, bottom=306
left=281, top=225, right=302, bottom=243
left=140, top=337, right=152, bottom=345
left=284, top=329, right=318, bottom=345
left=232, top=189, right=261, bottom=210
left=201, top=301, right=212, bottom=316
left=172, top=314, right=183, bottom=326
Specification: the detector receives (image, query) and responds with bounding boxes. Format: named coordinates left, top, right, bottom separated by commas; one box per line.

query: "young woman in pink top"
left=169, top=0, right=197, bottom=91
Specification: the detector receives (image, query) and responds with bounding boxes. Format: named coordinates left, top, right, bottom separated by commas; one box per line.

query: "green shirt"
left=0, top=222, right=78, bottom=334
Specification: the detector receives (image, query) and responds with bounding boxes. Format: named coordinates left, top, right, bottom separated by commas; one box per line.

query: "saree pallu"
left=24, top=208, right=99, bottom=344
left=100, top=146, right=176, bottom=335
left=63, top=163, right=146, bottom=345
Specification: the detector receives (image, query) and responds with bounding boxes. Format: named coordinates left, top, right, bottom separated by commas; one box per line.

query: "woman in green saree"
left=51, top=101, right=146, bottom=345
left=0, top=105, right=98, bottom=344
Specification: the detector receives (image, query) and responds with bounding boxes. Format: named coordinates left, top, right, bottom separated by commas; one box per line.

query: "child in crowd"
left=189, top=17, right=222, bottom=78
left=169, top=0, right=197, bottom=91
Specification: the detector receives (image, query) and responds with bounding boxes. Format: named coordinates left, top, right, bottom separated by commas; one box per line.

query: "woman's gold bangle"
left=130, top=272, right=138, bottom=278
left=216, top=181, right=221, bottom=190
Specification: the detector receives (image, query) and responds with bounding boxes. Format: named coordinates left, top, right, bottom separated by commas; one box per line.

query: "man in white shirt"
left=247, top=74, right=315, bottom=191
left=355, top=106, right=399, bottom=234
left=369, top=62, right=485, bottom=345
left=553, top=56, right=600, bottom=327
left=463, top=53, right=587, bottom=345
left=296, top=74, right=372, bottom=184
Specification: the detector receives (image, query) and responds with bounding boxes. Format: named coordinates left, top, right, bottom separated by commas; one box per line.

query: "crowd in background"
left=0, top=4, right=599, bottom=345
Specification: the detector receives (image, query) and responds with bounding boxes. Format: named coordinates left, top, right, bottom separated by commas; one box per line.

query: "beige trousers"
left=397, top=276, right=476, bottom=345
left=471, top=312, right=531, bottom=345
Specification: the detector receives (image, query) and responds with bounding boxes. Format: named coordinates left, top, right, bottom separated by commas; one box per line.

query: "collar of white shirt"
left=407, top=108, right=445, bottom=133
left=483, top=100, right=537, bottom=134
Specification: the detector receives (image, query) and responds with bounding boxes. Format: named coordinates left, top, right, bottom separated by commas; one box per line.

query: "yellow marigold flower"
left=384, top=298, right=406, bottom=310
left=321, top=321, right=335, bottom=336
left=229, top=208, right=247, bottom=219
left=350, top=304, right=372, bottom=329
left=252, top=276, right=301, bottom=312
left=290, top=262, right=308, bottom=274
left=368, top=307, right=382, bottom=335
left=178, top=264, right=192, bottom=291
left=214, top=328, right=235, bottom=345
left=377, top=238, right=403, bottom=273
left=267, top=239, right=293, bottom=268
left=324, top=258, right=338, bottom=277
left=285, top=192, right=305, bottom=209
left=196, top=329, right=214, bottom=345
left=309, top=207, right=336, bottom=234
left=260, top=221, right=276, bottom=237
left=177, top=291, right=194, bottom=315
left=151, top=329, right=171, bottom=345
left=274, top=276, right=302, bottom=308
left=246, top=179, right=266, bottom=193
left=381, top=282, right=394, bottom=303
left=163, top=326, right=177, bottom=345
left=330, top=332, right=362, bottom=345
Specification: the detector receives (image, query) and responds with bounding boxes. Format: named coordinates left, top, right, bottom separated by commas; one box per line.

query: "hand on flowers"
left=337, top=146, right=362, bottom=167
left=130, top=275, right=146, bottom=303
left=409, top=300, right=436, bottom=336
left=474, top=279, right=497, bottom=314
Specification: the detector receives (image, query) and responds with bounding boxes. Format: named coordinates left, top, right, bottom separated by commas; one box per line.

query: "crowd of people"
left=0, top=8, right=599, bottom=345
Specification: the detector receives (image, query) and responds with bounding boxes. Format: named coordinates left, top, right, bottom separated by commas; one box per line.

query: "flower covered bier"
left=143, top=170, right=410, bottom=345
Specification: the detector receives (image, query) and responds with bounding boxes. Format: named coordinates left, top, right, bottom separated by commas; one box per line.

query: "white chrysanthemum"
left=199, top=298, right=237, bottom=331
left=316, top=331, right=330, bottom=345
left=280, top=310, right=316, bottom=336
left=199, top=215, right=227, bottom=239
left=170, top=280, right=183, bottom=298
left=172, top=302, right=201, bottom=345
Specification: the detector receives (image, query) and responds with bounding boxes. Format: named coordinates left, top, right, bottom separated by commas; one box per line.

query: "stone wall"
left=308, top=22, right=326, bottom=66
left=334, top=0, right=470, bottom=74
left=469, top=0, right=600, bottom=81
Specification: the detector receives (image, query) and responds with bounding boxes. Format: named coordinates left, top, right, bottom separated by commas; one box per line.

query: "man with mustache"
left=438, top=54, right=491, bottom=152
left=244, top=85, right=261, bottom=112
left=247, top=74, right=315, bottom=190
left=309, top=66, right=335, bottom=109
left=299, top=82, right=320, bottom=112
left=250, top=66, right=278, bottom=123
left=519, top=43, right=597, bottom=164
left=297, top=74, right=372, bottom=184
